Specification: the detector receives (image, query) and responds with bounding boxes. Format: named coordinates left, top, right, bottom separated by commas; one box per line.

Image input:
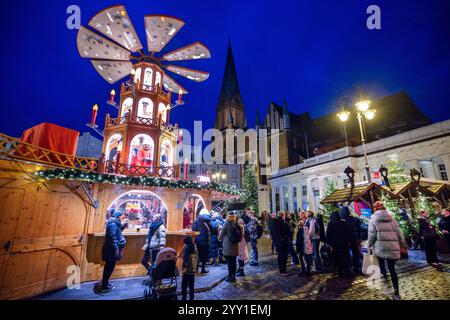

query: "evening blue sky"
left=1, top=0, right=450, bottom=138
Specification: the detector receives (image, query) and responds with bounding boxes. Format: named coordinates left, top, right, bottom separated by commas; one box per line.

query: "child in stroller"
left=144, top=247, right=179, bottom=300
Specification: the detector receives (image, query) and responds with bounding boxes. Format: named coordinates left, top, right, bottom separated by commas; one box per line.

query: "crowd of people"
left=99, top=204, right=450, bottom=301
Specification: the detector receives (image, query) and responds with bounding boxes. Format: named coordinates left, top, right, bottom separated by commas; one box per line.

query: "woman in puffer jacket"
left=368, top=201, right=407, bottom=300
left=236, top=218, right=249, bottom=277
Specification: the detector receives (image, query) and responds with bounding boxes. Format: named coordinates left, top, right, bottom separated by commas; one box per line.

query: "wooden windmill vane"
left=76, top=5, right=211, bottom=178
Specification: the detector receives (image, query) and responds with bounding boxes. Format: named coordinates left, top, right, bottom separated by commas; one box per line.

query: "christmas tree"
left=387, top=154, right=409, bottom=184
left=380, top=192, right=411, bottom=237
left=414, top=192, right=442, bottom=236
left=322, top=180, right=337, bottom=224
left=242, top=164, right=259, bottom=215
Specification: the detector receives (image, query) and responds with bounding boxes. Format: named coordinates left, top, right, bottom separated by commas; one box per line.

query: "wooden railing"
left=106, top=114, right=159, bottom=128
left=104, top=160, right=178, bottom=179
left=0, top=133, right=97, bottom=171
left=121, top=82, right=171, bottom=100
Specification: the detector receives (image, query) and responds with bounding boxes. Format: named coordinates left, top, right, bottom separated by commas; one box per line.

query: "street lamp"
left=212, top=172, right=227, bottom=183
left=337, top=98, right=376, bottom=183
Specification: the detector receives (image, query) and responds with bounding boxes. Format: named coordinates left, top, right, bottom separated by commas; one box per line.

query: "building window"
left=292, top=187, right=298, bottom=211
left=189, top=165, right=196, bottom=174
left=302, top=185, right=307, bottom=197
left=343, top=178, right=351, bottom=187
left=438, top=164, right=448, bottom=180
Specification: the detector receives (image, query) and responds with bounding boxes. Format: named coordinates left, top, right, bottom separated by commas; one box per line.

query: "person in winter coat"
left=439, top=208, right=450, bottom=249
left=274, top=211, right=292, bottom=275
left=192, top=208, right=212, bottom=274
left=339, top=206, right=362, bottom=272
left=368, top=201, right=407, bottom=300
left=101, top=209, right=127, bottom=291
left=236, top=218, right=250, bottom=277
left=246, top=210, right=260, bottom=266
left=296, top=219, right=314, bottom=276
left=209, top=212, right=223, bottom=265
left=317, top=212, right=326, bottom=242
left=418, top=210, right=441, bottom=267
left=181, top=236, right=198, bottom=300
left=326, top=211, right=352, bottom=277
left=141, top=214, right=166, bottom=274
left=219, top=211, right=241, bottom=282
left=295, top=220, right=307, bottom=274
left=268, top=212, right=279, bottom=254
left=286, top=215, right=300, bottom=265
left=305, top=211, right=322, bottom=272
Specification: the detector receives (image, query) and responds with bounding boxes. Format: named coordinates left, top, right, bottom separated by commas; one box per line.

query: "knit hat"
left=199, top=208, right=210, bottom=216
left=112, top=209, right=124, bottom=218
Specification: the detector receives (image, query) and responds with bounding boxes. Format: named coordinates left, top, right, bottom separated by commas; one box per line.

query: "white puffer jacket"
left=368, top=210, right=406, bottom=260
left=149, top=224, right=166, bottom=250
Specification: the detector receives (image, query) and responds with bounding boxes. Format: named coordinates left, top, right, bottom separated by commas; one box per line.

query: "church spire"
left=282, top=95, right=291, bottom=130
left=214, top=39, right=246, bottom=130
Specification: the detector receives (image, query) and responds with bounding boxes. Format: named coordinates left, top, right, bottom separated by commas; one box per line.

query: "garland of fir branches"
left=34, top=168, right=243, bottom=197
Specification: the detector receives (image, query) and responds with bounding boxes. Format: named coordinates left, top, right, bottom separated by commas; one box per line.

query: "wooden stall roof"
left=425, top=183, right=447, bottom=194
left=320, top=183, right=395, bottom=204
left=381, top=182, right=415, bottom=195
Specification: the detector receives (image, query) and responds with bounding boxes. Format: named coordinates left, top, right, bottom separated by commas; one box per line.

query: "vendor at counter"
left=101, top=209, right=127, bottom=292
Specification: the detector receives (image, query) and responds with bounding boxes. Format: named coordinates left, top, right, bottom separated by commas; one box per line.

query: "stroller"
left=143, top=247, right=179, bottom=300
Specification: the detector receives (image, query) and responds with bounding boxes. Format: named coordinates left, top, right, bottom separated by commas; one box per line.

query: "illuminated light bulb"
left=355, top=100, right=371, bottom=112
left=364, top=109, right=376, bottom=120
left=336, top=111, right=350, bottom=122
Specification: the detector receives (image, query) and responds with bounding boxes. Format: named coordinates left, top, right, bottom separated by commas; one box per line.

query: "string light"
left=34, top=168, right=243, bottom=196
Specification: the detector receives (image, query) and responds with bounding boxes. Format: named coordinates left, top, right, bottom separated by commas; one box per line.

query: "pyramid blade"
left=91, top=60, right=133, bottom=84
left=88, top=5, right=143, bottom=52
left=162, top=41, right=211, bottom=61
left=162, top=74, right=188, bottom=94
left=77, top=26, right=131, bottom=61
left=144, top=15, right=185, bottom=53
left=166, top=65, right=209, bottom=82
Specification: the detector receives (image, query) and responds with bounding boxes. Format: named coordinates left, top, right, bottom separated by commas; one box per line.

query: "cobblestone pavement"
left=195, top=244, right=450, bottom=300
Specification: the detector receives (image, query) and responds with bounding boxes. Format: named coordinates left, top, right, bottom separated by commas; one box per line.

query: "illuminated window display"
left=105, top=133, right=123, bottom=162
left=121, top=97, right=133, bottom=117
left=158, top=103, right=167, bottom=122
left=129, top=134, right=154, bottom=167
left=106, top=190, right=168, bottom=230
left=160, top=140, right=173, bottom=167
left=135, top=67, right=142, bottom=86
left=182, top=194, right=206, bottom=229
left=144, top=68, right=153, bottom=87
left=155, top=71, right=161, bottom=87
left=138, top=98, right=153, bottom=118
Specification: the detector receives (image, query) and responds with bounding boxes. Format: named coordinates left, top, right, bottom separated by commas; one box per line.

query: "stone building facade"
left=268, top=120, right=450, bottom=213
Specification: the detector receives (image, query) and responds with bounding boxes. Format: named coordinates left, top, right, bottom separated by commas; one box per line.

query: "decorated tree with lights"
left=322, top=180, right=337, bottom=224
left=414, top=192, right=442, bottom=235
left=380, top=192, right=411, bottom=237
left=242, top=164, right=259, bottom=215
left=387, top=154, right=409, bottom=184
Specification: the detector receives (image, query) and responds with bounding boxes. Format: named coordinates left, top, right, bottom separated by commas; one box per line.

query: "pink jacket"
left=238, top=223, right=249, bottom=262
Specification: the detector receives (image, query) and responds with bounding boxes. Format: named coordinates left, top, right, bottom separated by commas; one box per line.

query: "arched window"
left=121, top=97, right=133, bottom=117
left=106, top=190, right=168, bottom=230
left=105, top=133, right=123, bottom=162
left=137, top=98, right=154, bottom=118
left=155, top=71, right=161, bottom=87
left=135, top=68, right=142, bottom=87
left=158, top=103, right=167, bottom=123
left=160, top=140, right=173, bottom=167
left=143, top=68, right=153, bottom=88
left=129, top=134, right=154, bottom=166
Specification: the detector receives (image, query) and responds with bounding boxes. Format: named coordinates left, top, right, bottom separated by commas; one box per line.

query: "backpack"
left=244, top=228, right=251, bottom=243
left=256, top=223, right=264, bottom=239
left=185, top=247, right=198, bottom=274
left=228, top=222, right=243, bottom=244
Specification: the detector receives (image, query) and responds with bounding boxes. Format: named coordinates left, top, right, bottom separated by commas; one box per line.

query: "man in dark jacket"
left=339, top=206, right=362, bottom=272
left=268, top=212, right=279, bottom=254
left=274, top=212, right=291, bottom=275
left=326, top=211, right=352, bottom=277
left=439, top=208, right=450, bottom=249
left=101, top=209, right=127, bottom=291
left=192, top=209, right=212, bottom=274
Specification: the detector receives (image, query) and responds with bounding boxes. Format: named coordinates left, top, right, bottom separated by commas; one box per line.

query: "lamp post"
left=337, top=98, right=376, bottom=183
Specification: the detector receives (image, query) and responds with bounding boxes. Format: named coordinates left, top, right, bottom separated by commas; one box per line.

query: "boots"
left=236, top=260, right=245, bottom=277
left=200, top=261, right=209, bottom=274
